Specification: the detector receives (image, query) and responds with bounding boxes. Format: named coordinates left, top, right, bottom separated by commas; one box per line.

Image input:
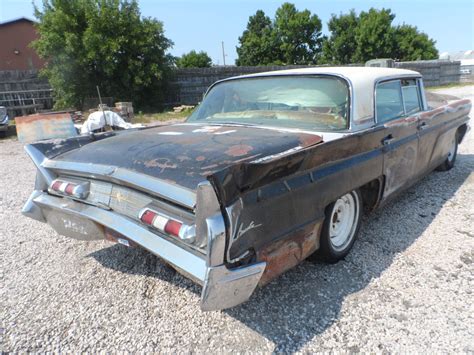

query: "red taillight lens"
left=65, top=184, right=75, bottom=195
left=164, top=219, right=182, bottom=237
left=140, top=210, right=156, bottom=225
left=51, top=181, right=63, bottom=191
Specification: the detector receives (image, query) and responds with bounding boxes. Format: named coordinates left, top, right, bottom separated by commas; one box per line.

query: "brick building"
left=0, top=17, right=45, bottom=71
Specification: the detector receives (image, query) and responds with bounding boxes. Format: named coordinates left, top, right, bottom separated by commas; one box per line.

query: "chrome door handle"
left=382, top=134, right=395, bottom=146
left=418, top=122, right=428, bottom=130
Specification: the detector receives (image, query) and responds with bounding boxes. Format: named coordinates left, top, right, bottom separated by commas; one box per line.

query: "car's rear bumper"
left=22, top=191, right=266, bottom=311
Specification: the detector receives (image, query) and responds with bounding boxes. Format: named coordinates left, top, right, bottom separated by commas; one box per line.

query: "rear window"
left=187, top=76, right=350, bottom=131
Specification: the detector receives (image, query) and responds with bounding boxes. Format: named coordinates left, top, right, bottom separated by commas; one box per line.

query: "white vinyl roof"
left=219, top=66, right=421, bottom=124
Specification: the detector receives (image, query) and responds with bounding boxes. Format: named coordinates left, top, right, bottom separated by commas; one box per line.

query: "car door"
left=376, top=79, right=420, bottom=199
left=415, top=79, right=458, bottom=175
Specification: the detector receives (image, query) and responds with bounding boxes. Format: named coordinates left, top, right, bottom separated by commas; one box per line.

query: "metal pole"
left=96, top=85, right=108, bottom=128
left=221, top=41, right=226, bottom=66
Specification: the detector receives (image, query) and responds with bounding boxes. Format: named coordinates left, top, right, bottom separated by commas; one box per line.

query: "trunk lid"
left=55, top=123, right=323, bottom=190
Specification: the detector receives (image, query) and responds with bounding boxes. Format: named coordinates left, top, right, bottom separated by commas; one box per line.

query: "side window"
left=401, top=79, right=421, bottom=114
left=376, top=80, right=404, bottom=123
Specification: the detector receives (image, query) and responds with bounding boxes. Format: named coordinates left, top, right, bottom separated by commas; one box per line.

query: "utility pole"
left=221, top=41, right=226, bottom=66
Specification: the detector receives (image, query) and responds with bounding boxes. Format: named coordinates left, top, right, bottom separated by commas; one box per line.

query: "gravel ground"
left=1, top=86, right=473, bottom=353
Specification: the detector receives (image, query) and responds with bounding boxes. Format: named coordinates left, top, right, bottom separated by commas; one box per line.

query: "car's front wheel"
left=312, top=189, right=363, bottom=263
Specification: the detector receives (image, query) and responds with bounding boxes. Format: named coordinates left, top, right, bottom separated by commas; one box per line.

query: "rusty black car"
left=22, top=67, right=471, bottom=310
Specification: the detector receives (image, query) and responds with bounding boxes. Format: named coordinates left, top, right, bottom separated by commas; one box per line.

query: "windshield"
left=187, top=75, right=350, bottom=131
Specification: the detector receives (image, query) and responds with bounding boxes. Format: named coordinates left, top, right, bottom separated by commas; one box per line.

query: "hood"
left=56, top=123, right=323, bottom=190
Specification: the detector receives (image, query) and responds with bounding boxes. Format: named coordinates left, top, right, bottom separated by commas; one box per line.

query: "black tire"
left=310, top=189, right=363, bottom=263
left=0, top=130, right=6, bottom=138
left=436, top=132, right=458, bottom=171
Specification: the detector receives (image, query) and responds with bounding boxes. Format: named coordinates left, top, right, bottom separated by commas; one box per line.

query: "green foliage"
left=322, top=8, right=439, bottom=64
left=353, top=8, right=396, bottom=63
left=176, top=50, right=212, bottom=68
left=321, top=10, right=359, bottom=64
left=33, top=0, right=173, bottom=110
left=236, top=10, right=275, bottom=66
left=236, top=3, right=324, bottom=65
left=392, top=24, right=438, bottom=61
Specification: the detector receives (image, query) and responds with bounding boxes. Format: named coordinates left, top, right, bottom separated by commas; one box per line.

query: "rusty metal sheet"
left=257, top=221, right=322, bottom=286
left=15, top=112, right=77, bottom=143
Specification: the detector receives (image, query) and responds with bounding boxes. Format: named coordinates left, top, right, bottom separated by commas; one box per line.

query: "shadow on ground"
left=89, top=153, right=473, bottom=352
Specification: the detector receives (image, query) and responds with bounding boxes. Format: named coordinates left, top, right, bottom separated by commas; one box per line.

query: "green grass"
left=427, top=82, right=474, bottom=90
left=132, top=110, right=190, bottom=124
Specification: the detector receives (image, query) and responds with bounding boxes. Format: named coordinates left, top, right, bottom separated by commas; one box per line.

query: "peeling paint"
left=225, top=145, right=253, bottom=157
left=143, top=158, right=177, bottom=171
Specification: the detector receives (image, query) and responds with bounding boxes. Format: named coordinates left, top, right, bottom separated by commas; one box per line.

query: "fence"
left=166, top=60, right=462, bottom=106
left=0, top=60, right=463, bottom=112
left=164, top=65, right=316, bottom=105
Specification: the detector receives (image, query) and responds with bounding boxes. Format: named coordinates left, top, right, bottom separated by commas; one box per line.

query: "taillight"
left=139, top=208, right=182, bottom=237
left=138, top=208, right=195, bottom=243
left=49, top=179, right=89, bottom=199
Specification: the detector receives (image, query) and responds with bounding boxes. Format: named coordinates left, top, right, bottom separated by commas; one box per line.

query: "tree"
left=236, top=10, right=275, bottom=66
left=322, top=8, right=439, bottom=64
left=33, top=0, right=173, bottom=110
left=392, top=24, right=438, bottom=61
left=236, top=3, right=324, bottom=65
left=321, top=10, right=359, bottom=64
left=353, top=8, right=396, bottom=63
left=176, top=50, right=212, bottom=68
left=273, top=3, right=323, bottom=64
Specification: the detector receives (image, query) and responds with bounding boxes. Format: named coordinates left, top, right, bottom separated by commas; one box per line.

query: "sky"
left=0, top=0, right=473, bottom=64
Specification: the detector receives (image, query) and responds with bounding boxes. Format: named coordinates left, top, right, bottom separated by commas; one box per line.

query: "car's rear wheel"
left=311, top=189, right=363, bottom=263
left=437, top=132, right=458, bottom=171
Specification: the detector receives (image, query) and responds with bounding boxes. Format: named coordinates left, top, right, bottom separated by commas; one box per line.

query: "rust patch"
left=104, top=228, right=137, bottom=247
left=384, top=115, right=418, bottom=127
left=298, top=133, right=323, bottom=148
left=225, top=144, right=253, bottom=157
left=15, top=112, right=76, bottom=143
left=257, top=221, right=323, bottom=286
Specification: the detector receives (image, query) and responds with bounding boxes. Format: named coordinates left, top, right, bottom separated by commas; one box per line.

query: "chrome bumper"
left=22, top=191, right=266, bottom=311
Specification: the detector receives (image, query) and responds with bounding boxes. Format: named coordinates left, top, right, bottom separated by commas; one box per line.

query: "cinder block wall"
left=165, top=65, right=314, bottom=105
left=394, top=60, right=461, bottom=87
left=167, top=60, right=462, bottom=106
left=0, top=69, right=50, bottom=92
left=0, top=60, right=463, bottom=109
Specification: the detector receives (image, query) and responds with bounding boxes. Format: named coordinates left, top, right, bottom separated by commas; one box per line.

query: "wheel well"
left=457, top=124, right=468, bottom=144
left=359, top=177, right=383, bottom=212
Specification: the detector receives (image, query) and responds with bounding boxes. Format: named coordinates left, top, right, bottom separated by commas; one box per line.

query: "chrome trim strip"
left=32, top=193, right=207, bottom=282
left=42, top=159, right=197, bottom=209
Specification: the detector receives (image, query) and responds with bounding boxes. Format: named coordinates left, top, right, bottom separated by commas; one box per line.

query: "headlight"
left=0, top=114, right=8, bottom=125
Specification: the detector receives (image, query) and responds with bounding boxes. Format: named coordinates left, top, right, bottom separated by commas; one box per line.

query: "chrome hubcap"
left=447, top=137, right=456, bottom=162
left=329, top=192, right=359, bottom=251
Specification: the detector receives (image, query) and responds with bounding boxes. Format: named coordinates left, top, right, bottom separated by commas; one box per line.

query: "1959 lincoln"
left=22, top=67, right=471, bottom=310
